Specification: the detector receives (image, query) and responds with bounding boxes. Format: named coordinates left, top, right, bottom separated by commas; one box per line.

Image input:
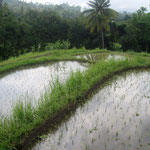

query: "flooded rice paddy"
left=33, top=70, right=150, bottom=150
left=0, top=61, right=87, bottom=115
left=76, top=53, right=126, bottom=61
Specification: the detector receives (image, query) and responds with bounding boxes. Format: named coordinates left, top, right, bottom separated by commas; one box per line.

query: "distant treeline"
left=0, top=0, right=150, bottom=60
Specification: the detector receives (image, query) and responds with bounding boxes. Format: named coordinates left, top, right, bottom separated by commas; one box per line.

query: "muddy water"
left=76, top=53, right=126, bottom=61
left=33, top=70, right=150, bottom=150
left=0, top=61, right=87, bottom=115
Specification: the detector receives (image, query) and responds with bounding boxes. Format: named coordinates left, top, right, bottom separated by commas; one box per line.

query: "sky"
left=24, top=0, right=150, bottom=12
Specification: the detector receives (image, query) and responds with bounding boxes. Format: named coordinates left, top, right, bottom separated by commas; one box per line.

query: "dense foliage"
left=0, top=0, right=150, bottom=60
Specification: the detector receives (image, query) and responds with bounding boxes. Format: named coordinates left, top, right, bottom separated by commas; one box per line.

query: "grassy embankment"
left=0, top=48, right=109, bottom=74
left=0, top=48, right=150, bottom=74
left=0, top=49, right=150, bottom=149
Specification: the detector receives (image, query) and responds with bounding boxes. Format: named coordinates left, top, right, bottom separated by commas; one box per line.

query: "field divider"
left=1, top=56, right=150, bottom=149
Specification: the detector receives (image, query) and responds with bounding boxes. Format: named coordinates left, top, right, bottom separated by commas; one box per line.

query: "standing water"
left=0, top=61, right=87, bottom=115
left=32, top=70, right=150, bottom=150
left=76, top=53, right=126, bottom=61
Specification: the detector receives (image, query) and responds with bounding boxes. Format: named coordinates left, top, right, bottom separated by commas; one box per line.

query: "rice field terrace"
left=76, top=53, right=126, bottom=61
left=0, top=49, right=150, bottom=150
left=0, top=61, right=87, bottom=115
left=33, top=70, right=150, bottom=150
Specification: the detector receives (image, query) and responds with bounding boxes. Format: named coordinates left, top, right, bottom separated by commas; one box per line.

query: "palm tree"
left=83, top=0, right=117, bottom=49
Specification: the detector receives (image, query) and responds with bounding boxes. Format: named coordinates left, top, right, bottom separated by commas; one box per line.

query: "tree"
left=137, top=7, right=147, bottom=16
left=83, top=0, right=117, bottom=49
left=0, top=0, right=3, bottom=8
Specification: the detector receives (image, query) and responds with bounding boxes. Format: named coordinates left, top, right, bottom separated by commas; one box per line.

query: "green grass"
left=0, top=54, right=150, bottom=149
left=1, top=48, right=150, bottom=75
left=0, top=48, right=108, bottom=74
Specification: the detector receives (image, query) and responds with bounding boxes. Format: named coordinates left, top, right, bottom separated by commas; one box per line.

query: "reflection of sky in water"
left=0, top=61, right=87, bottom=115
left=76, top=53, right=126, bottom=61
left=33, top=71, right=150, bottom=150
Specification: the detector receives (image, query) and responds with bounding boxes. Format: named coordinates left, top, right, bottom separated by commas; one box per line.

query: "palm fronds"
left=83, top=0, right=118, bottom=48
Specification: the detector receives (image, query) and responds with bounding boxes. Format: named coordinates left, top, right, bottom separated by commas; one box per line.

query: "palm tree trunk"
left=101, top=28, right=105, bottom=49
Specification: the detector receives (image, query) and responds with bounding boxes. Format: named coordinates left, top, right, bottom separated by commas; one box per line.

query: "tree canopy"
left=0, top=0, right=150, bottom=60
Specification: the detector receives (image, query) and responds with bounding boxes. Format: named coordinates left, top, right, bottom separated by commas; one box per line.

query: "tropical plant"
left=137, top=7, right=147, bottom=16
left=83, top=0, right=118, bottom=49
left=113, top=42, right=122, bottom=51
left=45, top=40, right=71, bottom=50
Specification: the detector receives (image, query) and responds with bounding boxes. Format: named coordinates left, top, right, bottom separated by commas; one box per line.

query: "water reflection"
left=76, top=53, right=126, bottom=61
left=32, top=70, right=150, bottom=150
left=0, top=61, right=87, bottom=115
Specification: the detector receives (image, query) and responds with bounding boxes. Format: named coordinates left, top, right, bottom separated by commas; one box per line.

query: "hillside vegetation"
left=0, top=0, right=150, bottom=60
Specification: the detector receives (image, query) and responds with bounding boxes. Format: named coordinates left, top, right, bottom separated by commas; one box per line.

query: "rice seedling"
left=92, top=138, right=95, bottom=144
left=1, top=54, right=150, bottom=149
left=0, top=61, right=87, bottom=116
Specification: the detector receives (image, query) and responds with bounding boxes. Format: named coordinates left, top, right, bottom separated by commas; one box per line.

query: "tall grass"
left=0, top=56, right=150, bottom=149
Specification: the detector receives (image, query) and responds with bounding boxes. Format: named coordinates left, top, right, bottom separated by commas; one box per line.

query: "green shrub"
left=31, top=43, right=46, bottom=52
left=80, top=46, right=86, bottom=50
left=45, top=40, right=71, bottom=50
left=31, top=45, right=37, bottom=52
left=61, top=40, right=71, bottom=49
left=113, top=43, right=122, bottom=51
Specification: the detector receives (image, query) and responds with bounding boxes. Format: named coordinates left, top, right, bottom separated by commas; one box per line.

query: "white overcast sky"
left=25, top=0, right=150, bottom=12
